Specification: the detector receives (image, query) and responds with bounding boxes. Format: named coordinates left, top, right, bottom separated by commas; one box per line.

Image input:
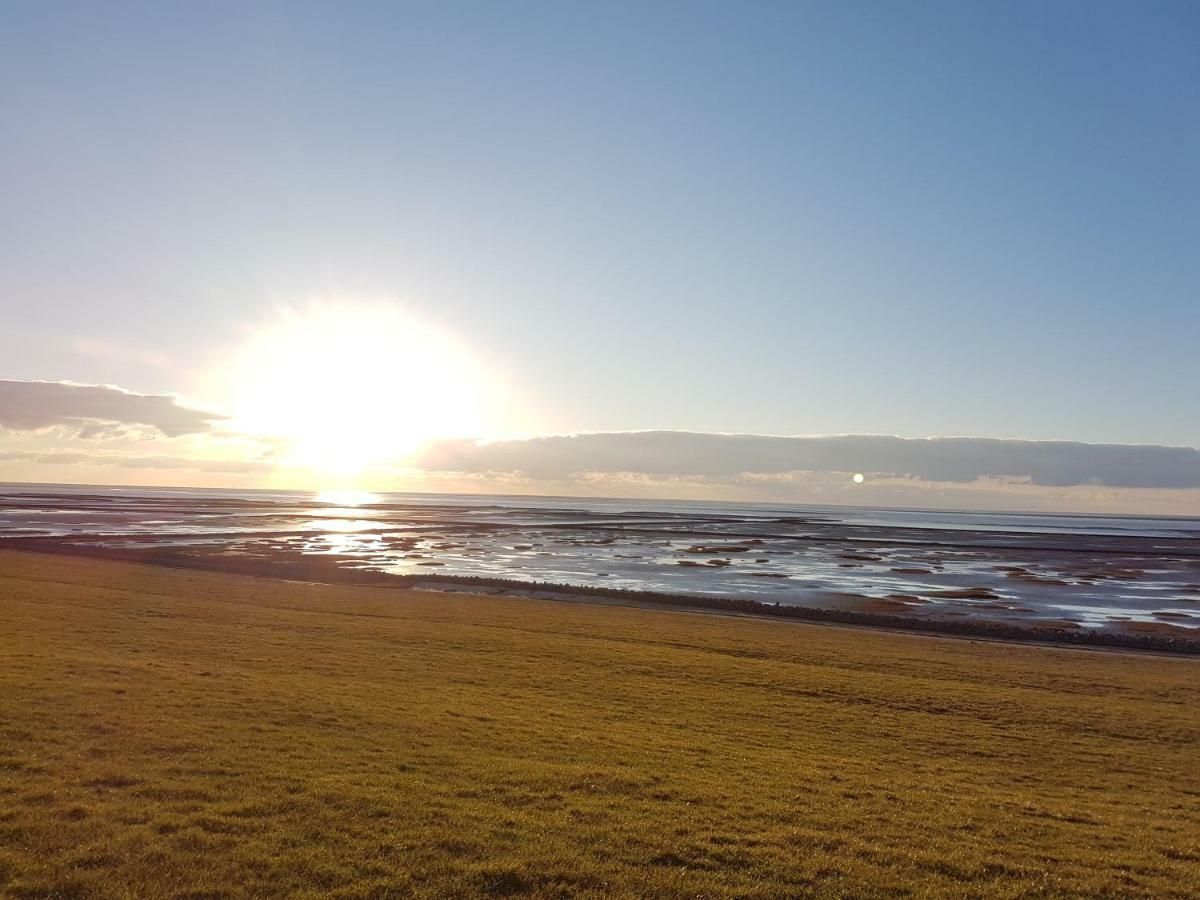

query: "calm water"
left=3, top=483, right=1199, bottom=631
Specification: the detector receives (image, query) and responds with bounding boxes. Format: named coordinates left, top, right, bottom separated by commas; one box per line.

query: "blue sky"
left=1, top=2, right=1198, bottom=507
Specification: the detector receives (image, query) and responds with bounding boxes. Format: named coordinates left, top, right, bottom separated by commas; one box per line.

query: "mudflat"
left=0, top=549, right=1197, bottom=898
left=6, top=488, right=1200, bottom=649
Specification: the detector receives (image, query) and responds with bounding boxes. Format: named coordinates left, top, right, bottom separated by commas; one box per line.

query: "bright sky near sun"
left=1, top=1, right=1198, bottom=510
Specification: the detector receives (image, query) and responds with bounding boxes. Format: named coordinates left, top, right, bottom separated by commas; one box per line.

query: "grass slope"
left=0, top=549, right=1197, bottom=898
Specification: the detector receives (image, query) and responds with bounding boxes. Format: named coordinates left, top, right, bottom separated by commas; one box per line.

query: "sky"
left=1, top=1, right=1198, bottom=512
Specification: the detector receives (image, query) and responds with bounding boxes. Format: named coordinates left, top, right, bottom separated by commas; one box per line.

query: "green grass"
left=0, top=549, right=1198, bottom=898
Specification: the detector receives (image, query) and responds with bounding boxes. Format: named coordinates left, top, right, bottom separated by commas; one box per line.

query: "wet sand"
left=2, top=487, right=1199, bottom=653
left=5, top=540, right=1198, bottom=655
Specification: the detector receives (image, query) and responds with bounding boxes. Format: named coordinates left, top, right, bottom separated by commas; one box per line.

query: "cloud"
left=0, top=380, right=223, bottom=438
left=416, top=431, right=1200, bottom=490
left=0, top=449, right=269, bottom=474
left=76, top=422, right=130, bottom=440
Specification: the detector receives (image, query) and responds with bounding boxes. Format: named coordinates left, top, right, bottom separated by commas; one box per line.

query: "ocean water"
left=2, top=483, right=1199, bottom=631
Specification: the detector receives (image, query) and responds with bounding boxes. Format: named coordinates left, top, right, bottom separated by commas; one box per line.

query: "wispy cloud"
left=0, top=380, right=223, bottom=438
left=417, top=431, right=1200, bottom=490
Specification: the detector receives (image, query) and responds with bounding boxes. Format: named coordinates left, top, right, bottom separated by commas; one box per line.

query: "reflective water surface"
left=3, top=483, right=1198, bottom=633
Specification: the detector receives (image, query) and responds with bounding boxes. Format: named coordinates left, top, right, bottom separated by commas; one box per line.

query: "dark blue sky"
left=2, top=1, right=1197, bottom=446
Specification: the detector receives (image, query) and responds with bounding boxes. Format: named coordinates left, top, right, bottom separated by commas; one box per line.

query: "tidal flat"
left=4, top=487, right=1199, bottom=651
left=1, top=550, right=1198, bottom=898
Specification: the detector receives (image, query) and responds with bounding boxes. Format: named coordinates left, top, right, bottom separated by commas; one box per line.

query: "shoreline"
left=5, top=541, right=1198, bottom=657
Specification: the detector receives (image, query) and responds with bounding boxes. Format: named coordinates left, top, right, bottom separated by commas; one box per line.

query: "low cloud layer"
left=418, top=431, right=1200, bottom=490
left=0, top=380, right=222, bottom=438
left=0, top=449, right=269, bottom=475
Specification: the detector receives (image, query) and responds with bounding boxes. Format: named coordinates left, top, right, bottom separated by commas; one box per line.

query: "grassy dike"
left=1, top=549, right=1197, bottom=898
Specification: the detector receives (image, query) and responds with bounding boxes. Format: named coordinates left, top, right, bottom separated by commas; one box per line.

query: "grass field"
left=1, top=549, right=1198, bottom=898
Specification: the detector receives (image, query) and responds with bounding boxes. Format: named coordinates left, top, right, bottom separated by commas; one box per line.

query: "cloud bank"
left=0, top=380, right=222, bottom=438
left=417, top=431, right=1200, bottom=490
left=0, top=450, right=269, bottom=475
left=0, top=374, right=1195, bottom=512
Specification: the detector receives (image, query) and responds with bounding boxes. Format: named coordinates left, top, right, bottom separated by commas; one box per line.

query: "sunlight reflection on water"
left=314, top=490, right=381, bottom=508
left=7, top=486, right=1200, bottom=632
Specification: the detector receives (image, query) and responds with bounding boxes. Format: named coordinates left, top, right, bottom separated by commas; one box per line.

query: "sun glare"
left=314, top=489, right=380, bottom=507
left=219, top=303, right=504, bottom=481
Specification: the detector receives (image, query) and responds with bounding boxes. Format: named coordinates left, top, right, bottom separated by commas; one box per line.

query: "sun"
left=218, top=302, right=503, bottom=480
